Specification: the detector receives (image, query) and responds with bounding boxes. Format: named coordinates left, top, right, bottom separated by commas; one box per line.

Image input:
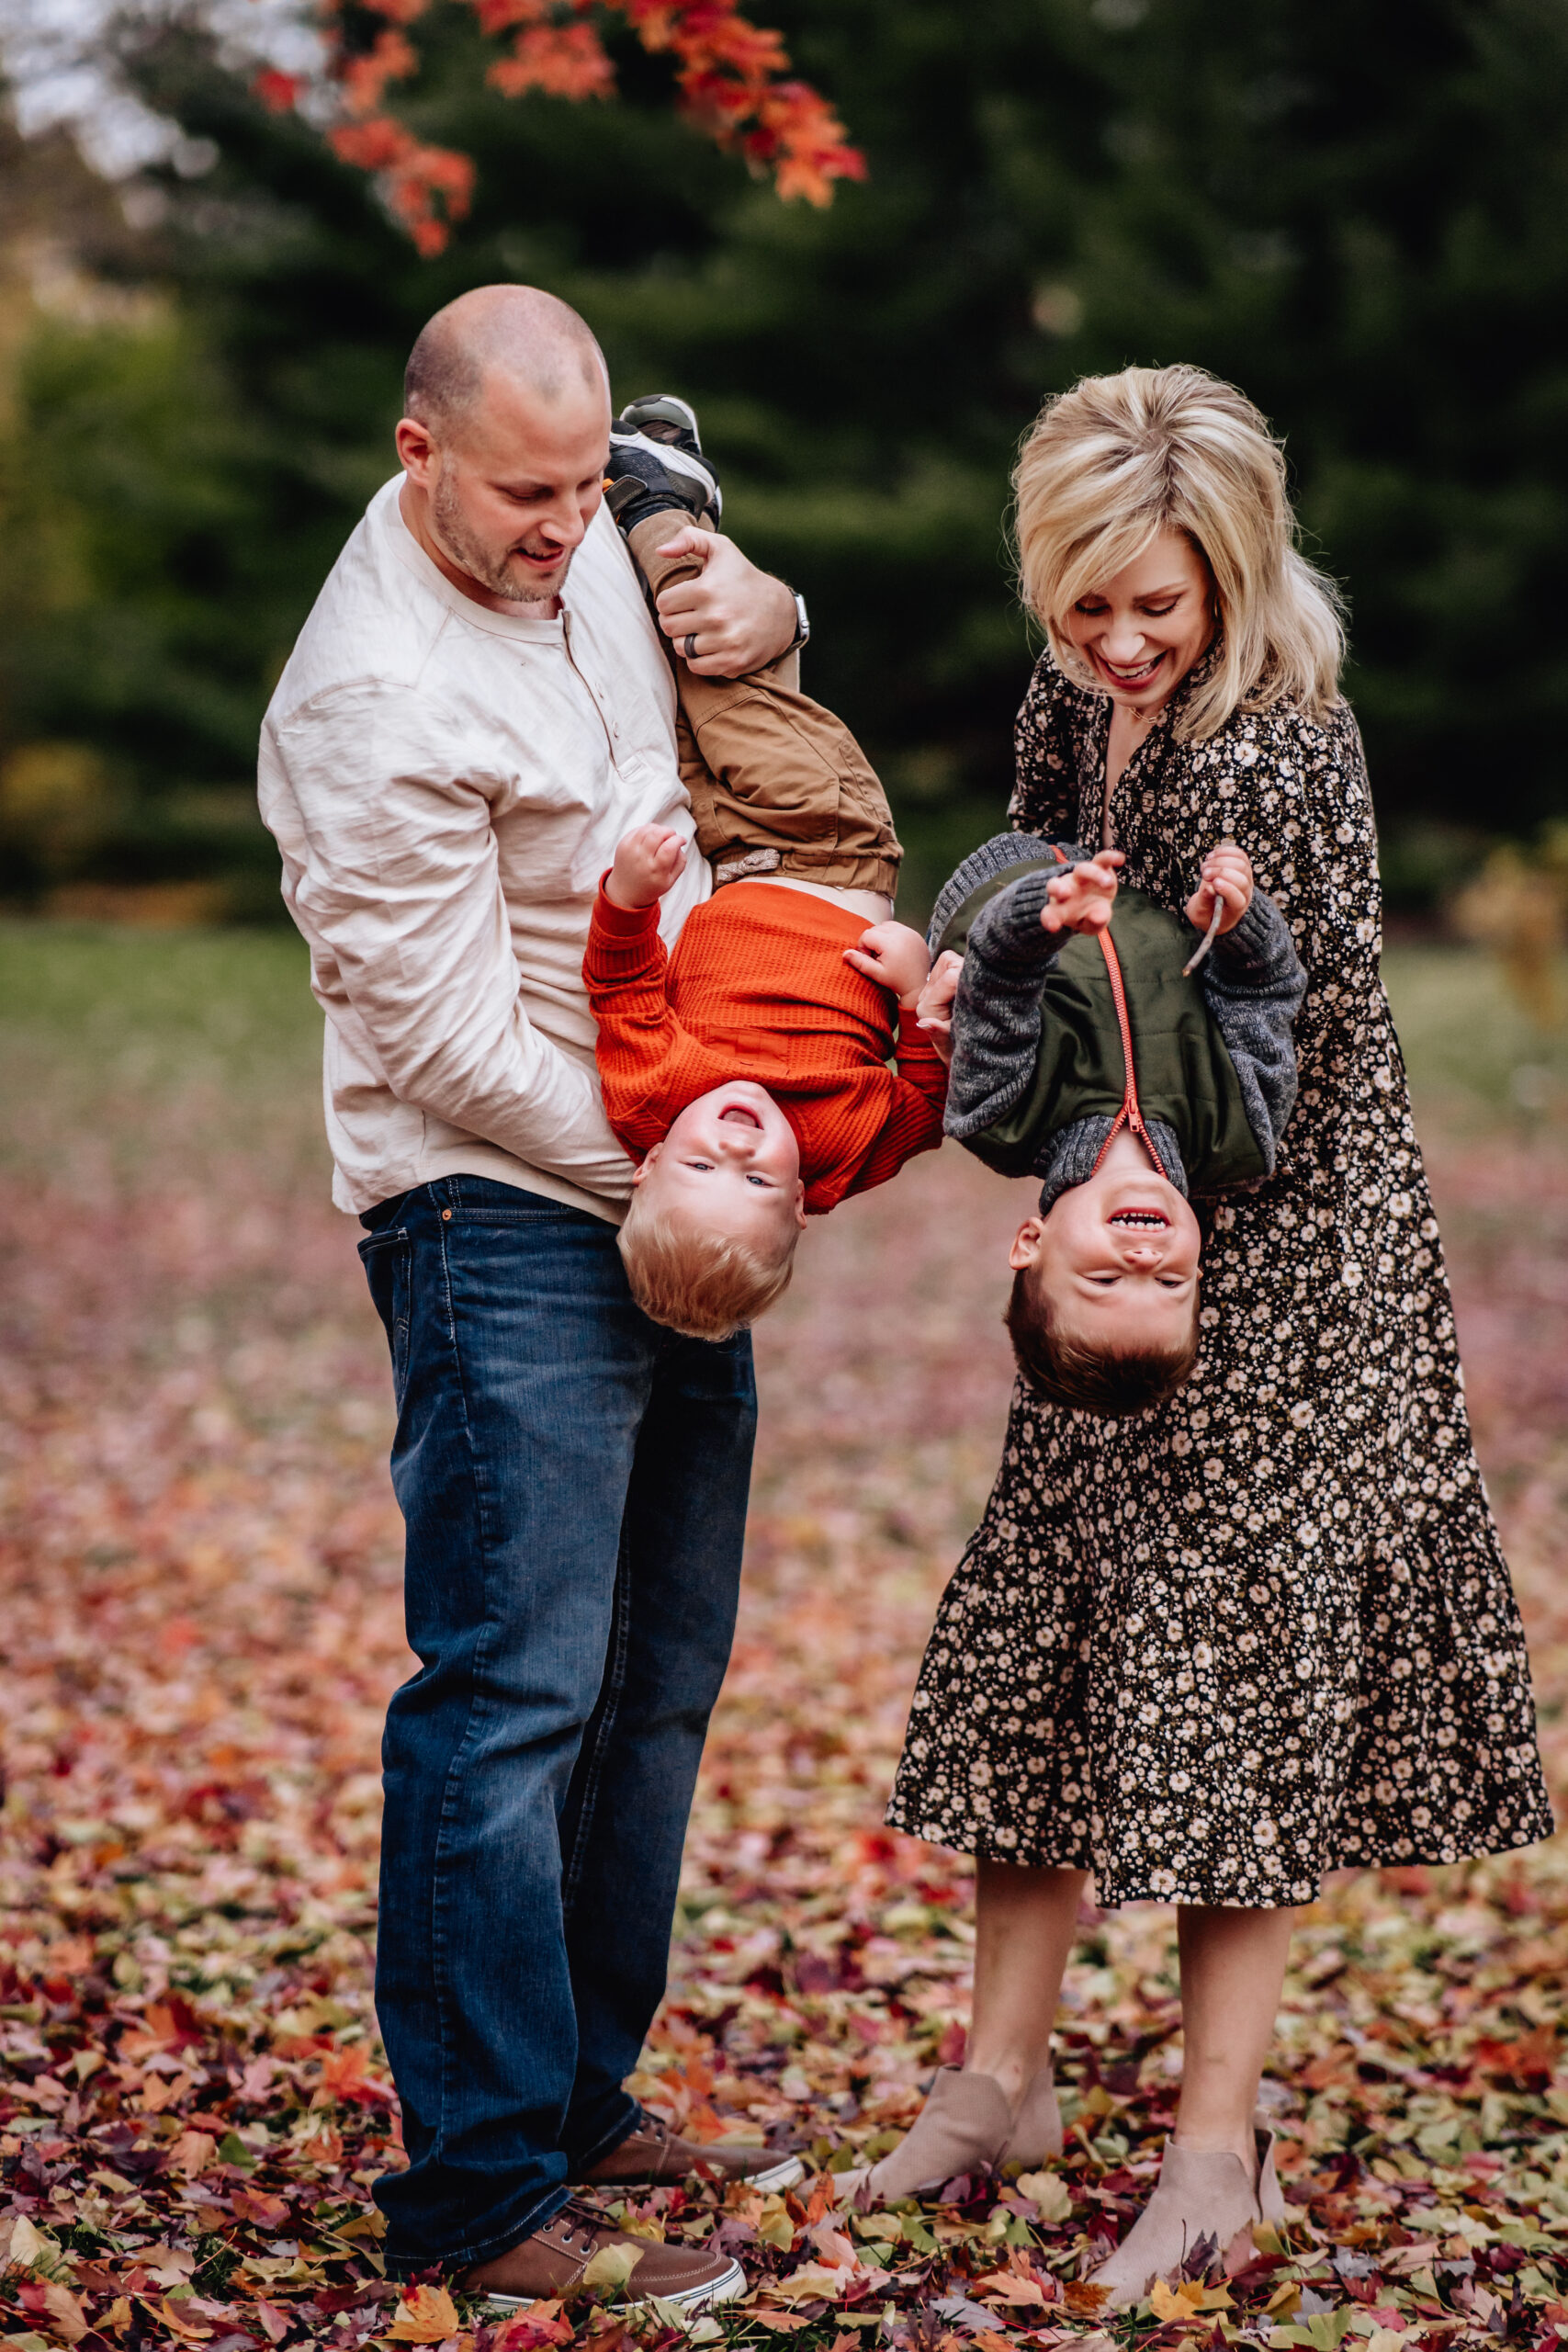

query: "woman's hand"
left=1042, top=849, right=1123, bottom=933
left=1186, top=840, right=1254, bottom=936
left=843, top=921, right=932, bottom=1008
left=606, top=825, right=687, bottom=910
left=914, top=948, right=964, bottom=1064
left=653, top=529, right=798, bottom=677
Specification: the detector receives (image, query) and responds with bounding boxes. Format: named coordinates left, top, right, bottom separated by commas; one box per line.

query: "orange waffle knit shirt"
left=584, top=880, right=947, bottom=1215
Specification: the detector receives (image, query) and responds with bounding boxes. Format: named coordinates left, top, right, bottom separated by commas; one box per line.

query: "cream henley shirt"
left=258, top=477, right=707, bottom=1223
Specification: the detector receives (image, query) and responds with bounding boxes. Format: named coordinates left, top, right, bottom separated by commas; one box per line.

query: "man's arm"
left=270, top=684, right=636, bottom=1198
left=647, top=526, right=799, bottom=678
left=1201, top=892, right=1308, bottom=1170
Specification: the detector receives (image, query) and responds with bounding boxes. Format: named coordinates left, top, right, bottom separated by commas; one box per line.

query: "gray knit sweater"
left=931, top=833, right=1307, bottom=1211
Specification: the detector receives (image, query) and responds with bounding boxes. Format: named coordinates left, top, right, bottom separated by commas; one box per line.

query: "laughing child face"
left=1008, top=1126, right=1202, bottom=1390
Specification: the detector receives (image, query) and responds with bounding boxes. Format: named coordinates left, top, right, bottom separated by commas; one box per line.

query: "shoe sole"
left=748, top=2153, right=804, bottom=2193
left=606, top=429, right=721, bottom=518
left=477, top=2253, right=749, bottom=2314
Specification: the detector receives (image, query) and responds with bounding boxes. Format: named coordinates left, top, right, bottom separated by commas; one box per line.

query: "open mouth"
left=1098, top=650, right=1165, bottom=687
left=1108, top=1208, right=1169, bottom=1230
left=718, top=1104, right=761, bottom=1128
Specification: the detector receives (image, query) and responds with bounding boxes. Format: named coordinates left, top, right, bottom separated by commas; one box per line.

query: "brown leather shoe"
left=575, top=2112, right=803, bottom=2193
left=462, top=2198, right=747, bottom=2310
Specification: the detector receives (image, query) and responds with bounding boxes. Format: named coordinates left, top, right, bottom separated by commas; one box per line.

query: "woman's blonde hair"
left=1012, top=364, right=1346, bottom=741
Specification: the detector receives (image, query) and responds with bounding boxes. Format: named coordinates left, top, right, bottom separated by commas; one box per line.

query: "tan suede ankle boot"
left=841, top=2067, right=1012, bottom=2202
left=1000, top=2064, right=1063, bottom=2166
left=1090, top=2128, right=1283, bottom=2310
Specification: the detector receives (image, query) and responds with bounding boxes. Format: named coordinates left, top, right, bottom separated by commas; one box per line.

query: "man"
left=259, top=285, right=806, bottom=2303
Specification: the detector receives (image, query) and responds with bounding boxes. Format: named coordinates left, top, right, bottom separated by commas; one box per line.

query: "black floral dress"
left=886, top=653, right=1552, bottom=1905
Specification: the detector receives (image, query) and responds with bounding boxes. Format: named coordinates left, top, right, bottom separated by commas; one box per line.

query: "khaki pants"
left=627, top=515, right=903, bottom=902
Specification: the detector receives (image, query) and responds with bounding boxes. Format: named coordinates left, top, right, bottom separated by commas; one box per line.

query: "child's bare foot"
left=1041, top=848, right=1123, bottom=934
left=1185, top=840, right=1253, bottom=935
left=606, top=824, right=688, bottom=910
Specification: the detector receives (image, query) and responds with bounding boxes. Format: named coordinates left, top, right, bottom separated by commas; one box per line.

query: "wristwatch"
left=787, top=589, right=810, bottom=654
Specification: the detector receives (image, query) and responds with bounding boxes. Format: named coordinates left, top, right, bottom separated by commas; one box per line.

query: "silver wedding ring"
left=683, top=633, right=698, bottom=662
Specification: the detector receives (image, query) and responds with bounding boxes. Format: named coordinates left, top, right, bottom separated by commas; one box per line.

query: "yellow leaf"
left=166, top=2130, right=217, bottom=2177
left=1015, top=2168, right=1072, bottom=2222
left=758, top=2207, right=797, bottom=2252
left=975, top=2270, right=1045, bottom=2306
left=1150, top=2278, right=1195, bottom=2321
left=158, top=2295, right=214, bottom=2340
left=104, top=2300, right=133, bottom=2338
left=387, top=2283, right=463, bottom=2342
left=763, top=2263, right=855, bottom=2302
left=40, top=2284, right=89, bottom=2345
left=580, top=2244, right=643, bottom=2293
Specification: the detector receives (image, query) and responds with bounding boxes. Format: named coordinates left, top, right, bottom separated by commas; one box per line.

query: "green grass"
left=0, top=920, right=325, bottom=1192
left=2, top=922, right=1563, bottom=1185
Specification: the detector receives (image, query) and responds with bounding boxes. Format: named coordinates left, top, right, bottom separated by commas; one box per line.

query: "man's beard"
left=432, top=470, right=571, bottom=605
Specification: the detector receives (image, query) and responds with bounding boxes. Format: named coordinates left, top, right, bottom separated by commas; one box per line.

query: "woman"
left=876, top=365, right=1551, bottom=2301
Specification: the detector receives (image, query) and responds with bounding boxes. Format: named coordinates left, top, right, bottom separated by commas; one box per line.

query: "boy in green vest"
left=918, top=832, right=1306, bottom=1418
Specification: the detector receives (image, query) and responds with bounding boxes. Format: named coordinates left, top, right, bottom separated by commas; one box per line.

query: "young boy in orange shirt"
left=583, top=398, right=945, bottom=1340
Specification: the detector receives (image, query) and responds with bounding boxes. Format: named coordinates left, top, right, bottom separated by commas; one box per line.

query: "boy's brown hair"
left=617, top=1187, right=798, bottom=1340
left=1005, top=1264, right=1200, bottom=1418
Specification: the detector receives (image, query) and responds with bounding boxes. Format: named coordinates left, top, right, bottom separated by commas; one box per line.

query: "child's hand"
left=606, top=825, right=688, bottom=910
left=843, top=921, right=931, bottom=1008
left=1186, top=840, right=1254, bottom=936
left=914, top=948, right=964, bottom=1065
left=1042, top=848, right=1124, bottom=933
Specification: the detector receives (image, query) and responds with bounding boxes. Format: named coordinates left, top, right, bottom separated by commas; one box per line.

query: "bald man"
left=259, top=287, right=805, bottom=2301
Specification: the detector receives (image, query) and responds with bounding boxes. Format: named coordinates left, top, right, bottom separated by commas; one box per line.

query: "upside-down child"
left=917, top=830, right=1307, bottom=1415
left=582, top=398, right=946, bottom=1340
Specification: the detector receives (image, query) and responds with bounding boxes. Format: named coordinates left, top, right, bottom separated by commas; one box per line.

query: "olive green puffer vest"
left=936, top=861, right=1267, bottom=1190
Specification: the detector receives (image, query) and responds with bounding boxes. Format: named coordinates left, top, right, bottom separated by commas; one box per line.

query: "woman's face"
left=1061, top=527, right=1215, bottom=717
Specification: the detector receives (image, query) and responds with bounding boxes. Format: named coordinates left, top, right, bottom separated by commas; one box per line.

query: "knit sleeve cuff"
left=592, top=879, right=662, bottom=940
left=967, top=871, right=1069, bottom=970
left=1208, top=890, right=1298, bottom=984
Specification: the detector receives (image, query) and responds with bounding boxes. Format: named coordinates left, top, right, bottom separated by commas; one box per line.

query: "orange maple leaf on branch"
left=263, top=0, right=864, bottom=254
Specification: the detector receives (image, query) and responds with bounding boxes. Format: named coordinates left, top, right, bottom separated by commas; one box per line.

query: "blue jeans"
left=357, top=1177, right=756, bottom=2270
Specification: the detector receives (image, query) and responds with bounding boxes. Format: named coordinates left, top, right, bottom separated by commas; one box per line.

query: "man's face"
left=633, top=1081, right=807, bottom=1245
left=400, top=368, right=612, bottom=607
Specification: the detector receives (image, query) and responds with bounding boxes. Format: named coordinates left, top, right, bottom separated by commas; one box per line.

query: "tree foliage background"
left=2, top=0, right=1566, bottom=912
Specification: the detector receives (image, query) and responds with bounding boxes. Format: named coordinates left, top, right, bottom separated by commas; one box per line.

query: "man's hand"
left=1042, top=848, right=1123, bottom=934
left=653, top=528, right=797, bottom=678
left=842, top=921, right=931, bottom=1008
left=914, top=947, right=964, bottom=1065
left=1185, top=840, right=1254, bottom=936
left=606, top=825, right=688, bottom=910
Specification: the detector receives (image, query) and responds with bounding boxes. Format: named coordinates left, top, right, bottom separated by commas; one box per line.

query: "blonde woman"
left=874, top=366, right=1551, bottom=2300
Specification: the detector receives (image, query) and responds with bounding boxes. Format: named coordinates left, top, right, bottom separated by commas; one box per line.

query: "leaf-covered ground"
left=2, top=926, right=1568, bottom=2352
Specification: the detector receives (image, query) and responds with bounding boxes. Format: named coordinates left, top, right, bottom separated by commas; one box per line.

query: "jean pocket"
left=358, top=1228, right=412, bottom=1405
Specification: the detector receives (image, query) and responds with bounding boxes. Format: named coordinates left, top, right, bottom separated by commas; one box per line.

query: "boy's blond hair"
left=1012, top=363, right=1346, bottom=742
left=617, top=1185, right=798, bottom=1340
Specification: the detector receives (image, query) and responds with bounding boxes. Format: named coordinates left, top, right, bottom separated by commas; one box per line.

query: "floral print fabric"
left=886, top=654, right=1552, bottom=1904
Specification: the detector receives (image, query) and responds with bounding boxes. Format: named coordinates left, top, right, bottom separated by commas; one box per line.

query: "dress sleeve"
left=1008, top=651, right=1084, bottom=839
